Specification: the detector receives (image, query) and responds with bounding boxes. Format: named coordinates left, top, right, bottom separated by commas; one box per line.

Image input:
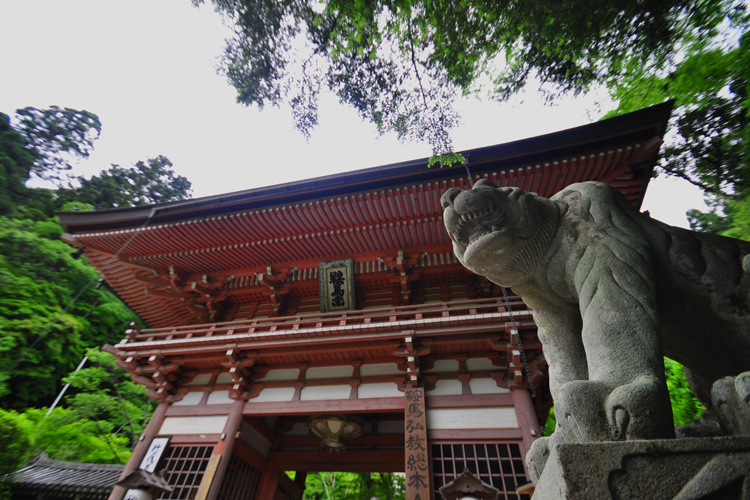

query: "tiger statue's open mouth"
left=441, top=179, right=545, bottom=280
left=450, top=204, right=505, bottom=244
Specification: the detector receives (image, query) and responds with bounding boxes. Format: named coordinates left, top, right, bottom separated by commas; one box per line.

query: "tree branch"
left=659, top=163, right=736, bottom=199
left=407, top=26, right=430, bottom=110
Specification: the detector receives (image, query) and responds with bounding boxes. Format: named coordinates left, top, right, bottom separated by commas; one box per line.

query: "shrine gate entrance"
left=58, top=103, right=672, bottom=500
left=107, top=299, right=542, bottom=500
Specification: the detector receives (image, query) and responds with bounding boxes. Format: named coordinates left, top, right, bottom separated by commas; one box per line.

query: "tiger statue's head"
left=440, top=179, right=563, bottom=288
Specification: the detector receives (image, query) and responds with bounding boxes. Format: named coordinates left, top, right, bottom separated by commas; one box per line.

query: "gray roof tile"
left=4, top=454, right=125, bottom=499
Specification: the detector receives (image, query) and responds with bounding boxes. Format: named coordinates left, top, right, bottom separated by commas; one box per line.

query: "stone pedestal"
left=532, top=437, right=750, bottom=500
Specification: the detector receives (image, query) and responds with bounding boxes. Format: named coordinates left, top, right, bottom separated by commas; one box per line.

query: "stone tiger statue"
left=441, top=179, right=750, bottom=481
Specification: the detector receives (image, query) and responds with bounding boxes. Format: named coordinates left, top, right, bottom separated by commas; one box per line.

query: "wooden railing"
left=124, top=296, right=530, bottom=344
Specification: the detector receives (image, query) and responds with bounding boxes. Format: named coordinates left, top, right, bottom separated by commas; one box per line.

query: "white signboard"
left=139, top=437, right=170, bottom=473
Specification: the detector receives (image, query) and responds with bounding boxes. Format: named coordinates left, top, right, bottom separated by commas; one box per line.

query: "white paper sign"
left=139, top=437, right=170, bottom=473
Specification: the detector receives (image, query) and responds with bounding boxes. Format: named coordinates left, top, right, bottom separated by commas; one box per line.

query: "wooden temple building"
left=58, top=103, right=672, bottom=500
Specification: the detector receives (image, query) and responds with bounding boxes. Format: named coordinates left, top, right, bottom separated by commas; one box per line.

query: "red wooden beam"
left=268, top=450, right=404, bottom=472
left=275, top=433, right=404, bottom=449
left=242, top=397, right=404, bottom=416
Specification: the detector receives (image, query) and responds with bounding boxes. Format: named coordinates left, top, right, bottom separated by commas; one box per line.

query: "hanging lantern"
left=308, top=415, right=364, bottom=451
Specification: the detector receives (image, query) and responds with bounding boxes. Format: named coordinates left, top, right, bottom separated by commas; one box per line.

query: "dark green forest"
left=2, top=1, right=750, bottom=497
left=0, top=108, right=191, bottom=476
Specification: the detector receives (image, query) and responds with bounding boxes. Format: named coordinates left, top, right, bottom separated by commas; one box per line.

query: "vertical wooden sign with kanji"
left=405, top=386, right=431, bottom=500
left=319, top=258, right=355, bottom=312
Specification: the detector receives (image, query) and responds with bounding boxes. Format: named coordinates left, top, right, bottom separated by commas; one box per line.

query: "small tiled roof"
left=5, top=454, right=125, bottom=500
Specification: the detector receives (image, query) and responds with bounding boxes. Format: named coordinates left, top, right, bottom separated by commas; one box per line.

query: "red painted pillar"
left=108, top=401, right=171, bottom=500
left=203, top=398, right=246, bottom=500
left=255, top=461, right=282, bottom=500
left=511, top=388, right=542, bottom=458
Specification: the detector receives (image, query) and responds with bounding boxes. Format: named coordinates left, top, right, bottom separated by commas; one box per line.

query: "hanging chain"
left=501, top=285, right=537, bottom=398
left=464, top=157, right=474, bottom=188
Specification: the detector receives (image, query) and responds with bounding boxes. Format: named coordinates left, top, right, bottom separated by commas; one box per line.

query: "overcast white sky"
left=0, top=0, right=706, bottom=227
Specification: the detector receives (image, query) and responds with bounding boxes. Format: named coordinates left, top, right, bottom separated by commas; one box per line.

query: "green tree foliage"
left=544, top=357, right=706, bottom=435
left=0, top=109, right=193, bottom=414
left=17, top=407, right=132, bottom=464
left=0, top=349, right=152, bottom=469
left=606, top=13, right=750, bottom=199
left=664, top=358, right=705, bottom=427
left=543, top=408, right=556, bottom=437
left=14, top=106, right=102, bottom=183
left=62, top=348, right=152, bottom=449
left=0, top=409, right=30, bottom=500
left=0, top=107, right=192, bottom=472
left=2, top=106, right=191, bottom=215
left=300, top=472, right=405, bottom=500
left=719, top=196, right=750, bottom=241
left=0, top=409, right=31, bottom=475
left=687, top=203, right=733, bottom=234
left=688, top=193, right=750, bottom=241
left=0, top=114, right=35, bottom=216
left=57, top=156, right=193, bottom=210
left=593, top=4, right=750, bottom=277
left=196, top=0, right=729, bottom=153
left=0, top=217, right=140, bottom=410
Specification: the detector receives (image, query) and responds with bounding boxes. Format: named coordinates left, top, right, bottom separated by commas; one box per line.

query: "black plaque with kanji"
left=319, top=259, right=355, bottom=312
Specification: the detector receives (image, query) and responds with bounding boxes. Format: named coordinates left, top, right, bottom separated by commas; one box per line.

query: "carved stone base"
left=532, top=437, right=750, bottom=500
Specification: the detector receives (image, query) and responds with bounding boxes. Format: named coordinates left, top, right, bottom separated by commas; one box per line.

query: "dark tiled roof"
left=4, top=454, right=125, bottom=500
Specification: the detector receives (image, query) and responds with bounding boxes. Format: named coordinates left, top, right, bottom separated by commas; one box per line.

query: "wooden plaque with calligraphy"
left=139, top=436, right=170, bottom=473
left=404, top=387, right=431, bottom=500
left=319, top=258, right=355, bottom=312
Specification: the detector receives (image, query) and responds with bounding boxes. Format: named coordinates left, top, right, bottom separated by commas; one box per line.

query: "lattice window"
left=158, top=444, right=214, bottom=500
left=217, top=454, right=262, bottom=500
left=431, top=443, right=530, bottom=500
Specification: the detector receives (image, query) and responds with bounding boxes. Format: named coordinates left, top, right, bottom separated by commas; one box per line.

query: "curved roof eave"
left=59, top=101, right=673, bottom=234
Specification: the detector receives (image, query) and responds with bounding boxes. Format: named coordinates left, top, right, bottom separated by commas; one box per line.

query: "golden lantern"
left=308, top=415, right=364, bottom=451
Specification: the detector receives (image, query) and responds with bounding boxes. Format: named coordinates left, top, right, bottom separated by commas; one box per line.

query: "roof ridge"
left=30, top=454, right=126, bottom=471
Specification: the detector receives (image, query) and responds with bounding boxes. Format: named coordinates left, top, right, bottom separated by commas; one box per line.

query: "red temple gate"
left=58, top=103, right=672, bottom=500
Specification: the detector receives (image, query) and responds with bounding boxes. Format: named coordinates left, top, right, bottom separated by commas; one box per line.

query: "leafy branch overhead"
left=57, top=155, right=193, bottom=210
left=15, top=106, right=102, bottom=182
left=605, top=14, right=750, bottom=199
left=197, top=0, right=730, bottom=154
